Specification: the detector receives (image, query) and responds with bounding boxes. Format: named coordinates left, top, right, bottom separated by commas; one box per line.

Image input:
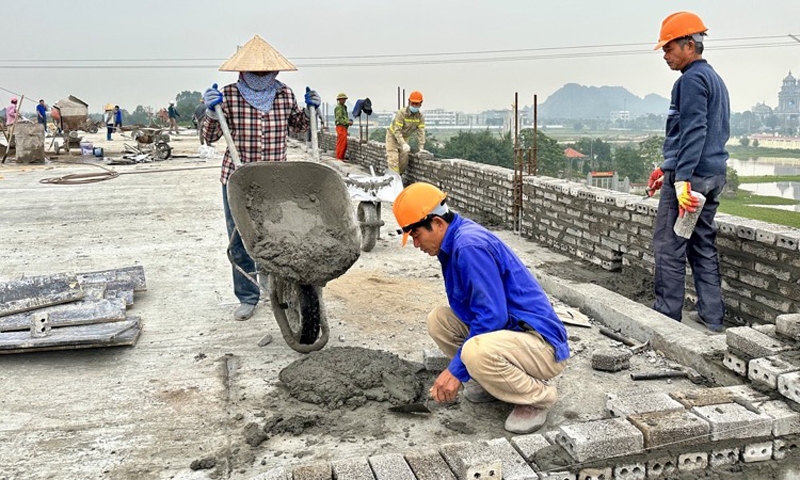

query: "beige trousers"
left=427, top=306, right=566, bottom=408
left=385, top=133, right=409, bottom=175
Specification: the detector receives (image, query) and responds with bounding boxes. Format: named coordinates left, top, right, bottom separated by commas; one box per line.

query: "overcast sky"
left=3, top=1, right=799, bottom=115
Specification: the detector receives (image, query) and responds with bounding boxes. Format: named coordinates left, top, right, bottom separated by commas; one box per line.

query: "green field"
left=739, top=175, right=800, bottom=183
left=718, top=192, right=800, bottom=228
left=728, top=145, right=800, bottom=159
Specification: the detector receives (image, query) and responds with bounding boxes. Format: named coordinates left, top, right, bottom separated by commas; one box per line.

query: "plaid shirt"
left=202, top=83, right=310, bottom=184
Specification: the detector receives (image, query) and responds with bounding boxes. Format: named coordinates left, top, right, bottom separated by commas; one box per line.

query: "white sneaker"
left=504, top=405, right=548, bottom=434
left=234, top=303, right=256, bottom=321
left=463, top=381, right=498, bottom=403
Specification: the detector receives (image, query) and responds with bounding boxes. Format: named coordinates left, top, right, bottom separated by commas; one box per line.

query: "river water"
left=729, top=157, right=800, bottom=201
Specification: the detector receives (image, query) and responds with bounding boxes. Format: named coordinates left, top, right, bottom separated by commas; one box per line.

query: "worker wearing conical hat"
left=201, top=34, right=322, bottom=321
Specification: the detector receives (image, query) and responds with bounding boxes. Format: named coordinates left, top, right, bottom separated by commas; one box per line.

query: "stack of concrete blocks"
left=723, top=314, right=800, bottom=404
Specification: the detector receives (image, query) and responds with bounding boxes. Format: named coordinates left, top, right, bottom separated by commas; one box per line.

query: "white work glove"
left=401, top=143, right=411, bottom=153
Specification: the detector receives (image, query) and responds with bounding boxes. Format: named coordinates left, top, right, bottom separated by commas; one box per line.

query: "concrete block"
left=776, top=313, right=800, bottom=340
left=543, top=430, right=560, bottom=445
left=368, top=454, right=415, bottom=480
left=486, top=438, right=537, bottom=480
left=605, top=392, right=684, bottom=418
left=677, top=452, right=707, bottom=472
left=645, top=456, right=676, bottom=478
left=423, top=349, right=449, bottom=372
left=613, top=463, right=645, bottom=480
left=332, top=457, right=375, bottom=480
left=510, top=433, right=550, bottom=464
left=774, top=438, right=800, bottom=461
left=778, top=371, right=800, bottom=403
left=749, top=354, right=800, bottom=389
left=440, top=441, right=502, bottom=480
left=556, top=418, right=643, bottom=462
left=250, top=467, right=289, bottom=480
left=537, top=472, right=574, bottom=480
left=726, top=326, right=790, bottom=358
left=293, top=463, right=333, bottom=480
left=403, top=450, right=457, bottom=480
left=742, top=441, right=773, bottom=463
left=776, top=231, right=800, bottom=251
left=709, top=448, right=740, bottom=468
left=628, top=409, right=710, bottom=448
left=577, top=467, right=611, bottom=480
left=691, top=403, right=773, bottom=441
left=670, top=385, right=770, bottom=408
left=591, top=348, right=631, bottom=372
left=723, top=351, right=748, bottom=376
left=760, top=400, right=800, bottom=437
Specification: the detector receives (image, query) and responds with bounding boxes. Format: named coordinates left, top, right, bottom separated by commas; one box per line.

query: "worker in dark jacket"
left=647, top=11, right=729, bottom=333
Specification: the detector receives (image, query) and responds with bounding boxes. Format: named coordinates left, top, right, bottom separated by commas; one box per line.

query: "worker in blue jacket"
left=393, top=182, right=570, bottom=434
left=647, top=11, right=729, bottom=333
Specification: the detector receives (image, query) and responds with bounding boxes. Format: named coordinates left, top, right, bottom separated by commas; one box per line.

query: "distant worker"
left=168, top=101, right=180, bottom=135
left=113, top=106, right=123, bottom=134
left=192, top=99, right=207, bottom=145
left=393, top=182, right=570, bottom=434
left=6, top=97, right=18, bottom=125
left=202, top=35, right=318, bottom=321
left=334, top=93, right=352, bottom=160
left=104, top=104, right=115, bottom=141
left=36, top=99, right=48, bottom=135
left=647, top=11, right=729, bottom=333
left=386, top=91, right=426, bottom=175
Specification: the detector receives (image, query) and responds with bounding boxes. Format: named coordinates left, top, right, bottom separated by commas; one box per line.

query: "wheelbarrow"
left=226, top=161, right=361, bottom=353
left=343, top=167, right=403, bottom=252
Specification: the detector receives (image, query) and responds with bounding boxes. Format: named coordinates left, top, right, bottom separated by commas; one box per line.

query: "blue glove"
left=304, top=86, right=321, bottom=108
left=203, top=83, right=223, bottom=111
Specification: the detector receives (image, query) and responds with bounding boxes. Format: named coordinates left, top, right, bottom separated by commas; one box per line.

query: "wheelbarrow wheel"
left=88, top=125, right=98, bottom=134
left=357, top=201, right=381, bottom=252
left=155, top=142, right=172, bottom=160
left=268, top=274, right=329, bottom=353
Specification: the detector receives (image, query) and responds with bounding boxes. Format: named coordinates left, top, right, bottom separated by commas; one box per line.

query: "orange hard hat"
left=408, top=91, right=423, bottom=103
left=392, top=182, right=447, bottom=246
left=654, top=11, right=707, bottom=50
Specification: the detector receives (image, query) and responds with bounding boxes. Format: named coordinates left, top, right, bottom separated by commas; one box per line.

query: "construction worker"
left=5, top=97, right=18, bottom=125
left=334, top=93, right=352, bottom=160
left=167, top=101, right=180, bottom=135
left=392, top=182, right=570, bottom=434
left=647, top=11, right=729, bottom=333
left=202, top=35, right=319, bottom=321
left=386, top=91, right=426, bottom=175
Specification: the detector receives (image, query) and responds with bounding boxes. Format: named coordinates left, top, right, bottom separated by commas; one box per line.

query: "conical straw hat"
left=219, top=35, right=297, bottom=72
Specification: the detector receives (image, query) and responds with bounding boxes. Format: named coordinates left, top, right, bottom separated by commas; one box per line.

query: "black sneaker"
left=689, top=311, right=725, bottom=333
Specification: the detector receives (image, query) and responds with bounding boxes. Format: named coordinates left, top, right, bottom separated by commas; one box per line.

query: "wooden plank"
left=0, top=273, right=84, bottom=318
left=76, top=266, right=147, bottom=292
left=0, top=317, right=142, bottom=353
left=0, top=298, right=127, bottom=332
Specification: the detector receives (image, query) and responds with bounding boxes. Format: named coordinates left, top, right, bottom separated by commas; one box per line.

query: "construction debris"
left=0, top=266, right=146, bottom=354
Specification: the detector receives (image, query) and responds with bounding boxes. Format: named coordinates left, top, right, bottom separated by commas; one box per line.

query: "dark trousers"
left=222, top=184, right=260, bottom=305
left=653, top=169, right=726, bottom=324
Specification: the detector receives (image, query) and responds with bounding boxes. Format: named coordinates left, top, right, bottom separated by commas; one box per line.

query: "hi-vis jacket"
left=388, top=107, right=425, bottom=147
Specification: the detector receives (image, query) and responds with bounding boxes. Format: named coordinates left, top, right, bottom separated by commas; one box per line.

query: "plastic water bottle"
left=673, top=192, right=706, bottom=239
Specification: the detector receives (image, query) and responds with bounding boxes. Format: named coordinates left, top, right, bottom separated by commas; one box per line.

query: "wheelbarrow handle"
left=214, top=104, right=241, bottom=168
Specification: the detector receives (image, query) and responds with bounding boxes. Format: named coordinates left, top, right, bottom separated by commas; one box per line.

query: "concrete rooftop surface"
left=2, top=130, right=800, bottom=480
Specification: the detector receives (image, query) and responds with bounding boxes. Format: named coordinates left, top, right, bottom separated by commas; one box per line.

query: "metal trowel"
left=388, top=401, right=431, bottom=414
left=388, top=386, right=432, bottom=414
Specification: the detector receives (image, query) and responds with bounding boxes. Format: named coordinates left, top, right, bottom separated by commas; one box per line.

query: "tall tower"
left=777, top=71, right=799, bottom=114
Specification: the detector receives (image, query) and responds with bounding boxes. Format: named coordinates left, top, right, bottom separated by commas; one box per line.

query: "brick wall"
left=310, top=131, right=800, bottom=324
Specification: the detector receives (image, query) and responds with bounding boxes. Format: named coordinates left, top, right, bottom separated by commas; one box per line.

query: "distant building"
left=751, top=101, right=773, bottom=119
left=776, top=71, right=800, bottom=121
left=610, top=111, right=630, bottom=122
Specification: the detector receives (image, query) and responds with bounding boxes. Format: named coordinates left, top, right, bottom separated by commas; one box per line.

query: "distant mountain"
left=538, top=83, right=669, bottom=120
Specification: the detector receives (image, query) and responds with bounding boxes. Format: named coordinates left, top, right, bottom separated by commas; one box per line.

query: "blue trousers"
left=653, top=170, right=726, bottom=325
left=222, top=184, right=260, bottom=305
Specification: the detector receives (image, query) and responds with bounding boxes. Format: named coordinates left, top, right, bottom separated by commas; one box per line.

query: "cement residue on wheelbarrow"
left=227, top=162, right=361, bottom=286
